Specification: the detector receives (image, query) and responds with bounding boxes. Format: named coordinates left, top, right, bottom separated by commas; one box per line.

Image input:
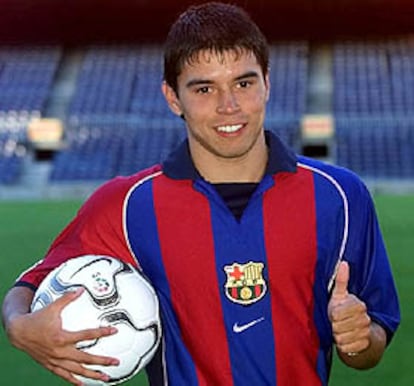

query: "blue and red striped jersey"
left=17, top=131, right=400, bottom=386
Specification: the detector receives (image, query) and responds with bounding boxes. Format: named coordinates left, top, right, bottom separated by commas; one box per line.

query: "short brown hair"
left=163, top=2, right=269, bottom=94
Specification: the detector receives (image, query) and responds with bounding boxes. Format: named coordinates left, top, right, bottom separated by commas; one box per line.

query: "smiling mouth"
left=216, top=124, right=244, bottom=133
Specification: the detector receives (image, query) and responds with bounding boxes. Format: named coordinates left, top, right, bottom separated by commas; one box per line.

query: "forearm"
left=337, top=321, right=387, bottom=369
left=2, top=286, right=35, bottom=347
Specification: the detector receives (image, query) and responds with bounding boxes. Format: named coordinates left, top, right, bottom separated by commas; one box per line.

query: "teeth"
left=217, top=124, right=243, bottom=133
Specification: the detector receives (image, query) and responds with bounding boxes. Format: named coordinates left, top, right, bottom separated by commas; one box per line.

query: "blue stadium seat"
left=335, top=116, right=414, bottom=178
left=49, top=118, right=186, bottom=181
left=0, top=123, right=27, bottom=184
left=0, top=45, right=62, bottom=115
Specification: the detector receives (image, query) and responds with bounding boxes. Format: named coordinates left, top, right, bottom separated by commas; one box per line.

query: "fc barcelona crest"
left=224, top=261, right=267, bottom=305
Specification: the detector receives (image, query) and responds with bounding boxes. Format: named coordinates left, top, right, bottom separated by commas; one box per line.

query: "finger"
left=67, top=346, right=120, bottom=367
left=53, top=287, right=85, bottom=312
left=46, top=363, right=83, bottom=385
left=49, top=360, right=110, bottom=385
left=75, top=362, right=113, bottom=382
left=68, top=325, right=118, bottom=345
left=57, top=359, right=113, bottom=382
left=332, top=261, right=350, bottom=300
left=41, top=343, right=119, bottom=371
left=332, top=316, right=371, bottom=337
left=336, top=336, right=371, bottom=355
left=330, top=300, right=369, bottom=325
left=334, top=326, right=371, bottom=346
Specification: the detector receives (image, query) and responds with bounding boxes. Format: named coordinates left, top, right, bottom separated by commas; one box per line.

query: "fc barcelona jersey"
left=17, top=131, right=400, bottom=386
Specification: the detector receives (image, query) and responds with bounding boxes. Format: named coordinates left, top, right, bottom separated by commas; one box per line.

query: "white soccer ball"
left=31, top=255, right=162, bottom=385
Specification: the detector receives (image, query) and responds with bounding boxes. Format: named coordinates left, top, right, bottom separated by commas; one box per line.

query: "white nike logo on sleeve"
left=232, top=317, right=265, bottom=333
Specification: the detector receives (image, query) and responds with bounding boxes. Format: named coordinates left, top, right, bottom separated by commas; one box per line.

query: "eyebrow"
left=185, top=70, right=260, bottom=89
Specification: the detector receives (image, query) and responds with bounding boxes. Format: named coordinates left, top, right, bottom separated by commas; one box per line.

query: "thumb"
left=332, top=261, right=350, bottom=300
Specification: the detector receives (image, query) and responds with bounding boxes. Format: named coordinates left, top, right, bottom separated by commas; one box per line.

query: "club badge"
left=224, top=261, right=267, bottom=305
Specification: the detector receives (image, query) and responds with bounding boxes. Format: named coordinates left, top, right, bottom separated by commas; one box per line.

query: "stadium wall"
left=0, top=0, right=414, bottom=43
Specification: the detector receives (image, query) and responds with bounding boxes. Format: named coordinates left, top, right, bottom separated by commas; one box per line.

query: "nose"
left=216, top=89, right=241, bottom=114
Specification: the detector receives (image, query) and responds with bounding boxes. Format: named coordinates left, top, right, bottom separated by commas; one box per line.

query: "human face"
left=163, top=49, right=270, bottom=176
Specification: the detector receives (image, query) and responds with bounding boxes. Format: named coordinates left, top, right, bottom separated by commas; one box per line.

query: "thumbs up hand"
left=328, top=261, right=371, bottom=356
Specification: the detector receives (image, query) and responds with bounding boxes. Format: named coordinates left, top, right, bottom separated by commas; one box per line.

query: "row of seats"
left=0, top=46, right=62, bottom=114
left=0, top=153, right=24, bottom=184
left=3, top=116, right=414, bottom=184
left=2, top=41, right=414, bottom=185
left=267, top=43, right=308, bottom=119
left=335, top=117, right=414, bottom=178
left=49, top=114, right=305, bottom=183
left=0, top=126, right=27, bottom=184
left=69, top=46, right=137, bottom=115
left=2, top=40, right=414, bottom=118
left=51, top=116, right=414, bottom=183
left=333, top=37, right=414, bottom=115
left=49, top=120, right=185, bottom=181
left=68, top=43, right=309, bottom=119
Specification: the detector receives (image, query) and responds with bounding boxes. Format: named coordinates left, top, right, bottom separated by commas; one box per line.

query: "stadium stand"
left=2, top=38, right=414, bottom=191
left=49, top=43, right=307, bottom=182
left=265, top=42, right=308, bottom=151
left=0, top=116, right=28, bottom=184
left=333, top=37, right=414, bottom=117
left=333, top=41, right=392, bottom=116
left=129, top=46, right=172, bottom=118
left=332, top=37, right=414, bottom=181
left=0, top=44, right=62, bottom=187
left=335, top=116, right=414, bottom=179
left=49, top=117, right=185, bottom=182
left=267, top=42, right=309, bottom=119
left=67, top=45, right=174, bottom=118
left=68, top=45, right=137, bottom=115
left=0, top=46, right=62, bottom=115
left=388, top=38, right=414, bottom=115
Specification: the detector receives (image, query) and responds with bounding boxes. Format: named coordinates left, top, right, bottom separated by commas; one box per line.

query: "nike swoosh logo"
left=233, top=317, right=265, bottom=333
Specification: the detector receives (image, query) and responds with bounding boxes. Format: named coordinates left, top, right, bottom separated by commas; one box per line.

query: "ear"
left=264, top=72, right=270, bottom=102
left=162, top=81, right=183, bottom=117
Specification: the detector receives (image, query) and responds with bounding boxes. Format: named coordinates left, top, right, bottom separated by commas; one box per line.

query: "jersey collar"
left=162, top=130, right=297, bottom=180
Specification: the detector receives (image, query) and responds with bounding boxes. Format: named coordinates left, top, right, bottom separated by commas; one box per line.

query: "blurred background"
left=1, top=0, right=414, bottom=197
left=0, top=0, right=413, bottom=385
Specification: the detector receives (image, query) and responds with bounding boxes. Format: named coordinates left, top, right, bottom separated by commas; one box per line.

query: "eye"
left=237, top=80, right=252, bottom=89
left=196, top=86, right=211, bottom=94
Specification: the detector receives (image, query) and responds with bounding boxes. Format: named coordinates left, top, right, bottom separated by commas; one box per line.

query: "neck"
left=191, top=133, right=268, bottom=183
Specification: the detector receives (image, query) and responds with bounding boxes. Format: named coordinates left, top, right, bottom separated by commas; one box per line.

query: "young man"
left=2, top=2, right=400, bottom=385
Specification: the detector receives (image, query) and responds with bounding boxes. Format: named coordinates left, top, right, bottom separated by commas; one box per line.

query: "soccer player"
left=2, top=2, right=400, bottom=385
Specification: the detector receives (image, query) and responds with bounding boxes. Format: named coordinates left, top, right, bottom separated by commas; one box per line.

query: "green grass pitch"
left=0, top=196, right=412, bottom=385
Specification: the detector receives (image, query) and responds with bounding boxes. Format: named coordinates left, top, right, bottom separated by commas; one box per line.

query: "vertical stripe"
left=125, top=176, right=197, bottom=386
left=153, top=176, right=234, bottom=386
left=310, top=167, right=349, bottom=385
left=209, top=181, right=277, bottom=386
left=255, top=285, right=261, bottom=297
left=232, top=287, right=238, bottom=299
left=125, top=180, right=188, bottom=386
left=298, top=162, right=349, bottom=292
left=263, top=169, right=321, bottom=385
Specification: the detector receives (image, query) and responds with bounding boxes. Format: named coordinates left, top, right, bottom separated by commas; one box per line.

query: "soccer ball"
left=31, top=255, right=162, bottom=385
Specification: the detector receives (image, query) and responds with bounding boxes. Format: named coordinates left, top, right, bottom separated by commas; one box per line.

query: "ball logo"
left=224, top=261, right=267, bottom=305
left=91, top=272, right=111, bottom=294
